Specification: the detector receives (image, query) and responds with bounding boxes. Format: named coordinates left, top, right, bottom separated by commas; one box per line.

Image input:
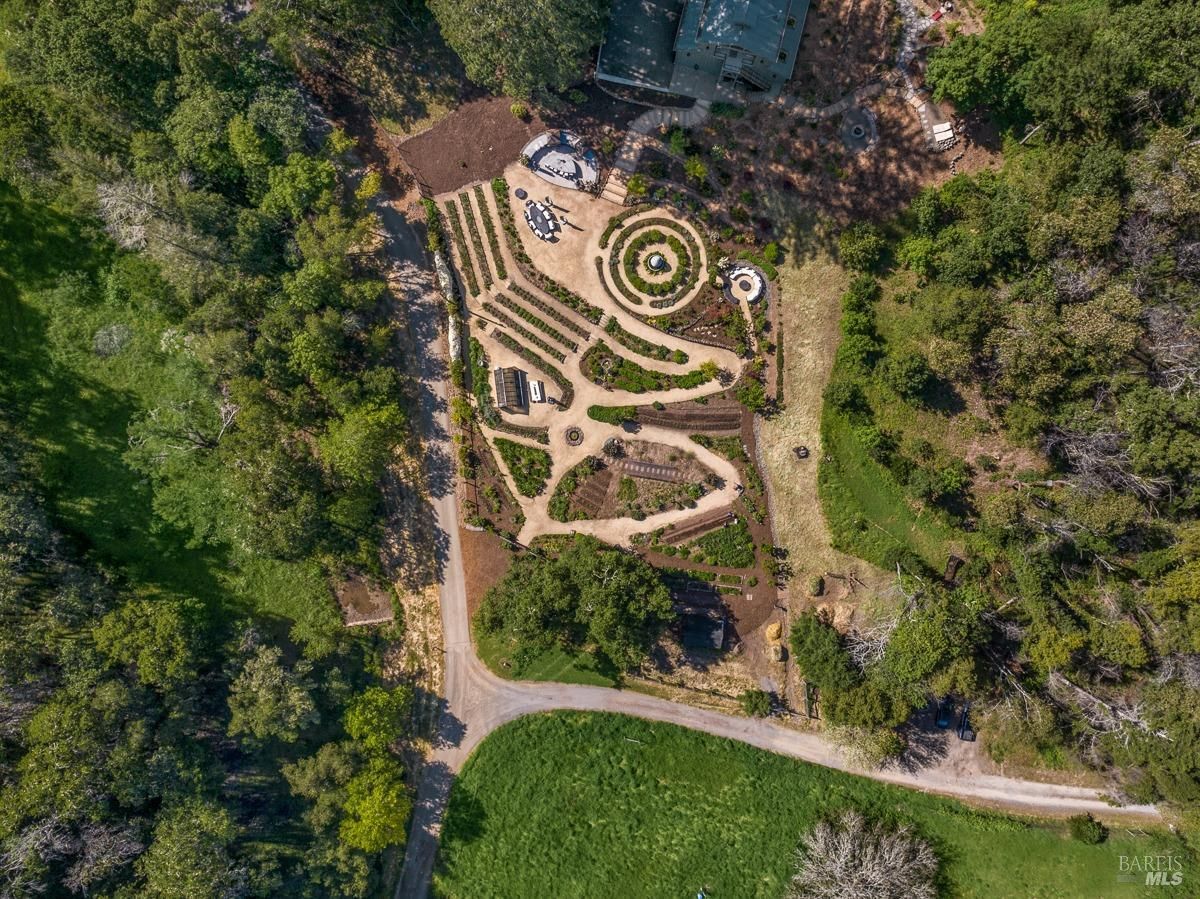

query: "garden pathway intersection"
left=383, top=196, right=1161, bottom=899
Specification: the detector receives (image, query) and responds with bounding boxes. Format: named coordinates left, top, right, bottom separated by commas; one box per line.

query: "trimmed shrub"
left=587, top=405, right=638, bottom=424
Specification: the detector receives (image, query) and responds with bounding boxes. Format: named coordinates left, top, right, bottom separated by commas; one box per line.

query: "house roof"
left=677, top=0, right=793, bottom=60
left=596, top=0, right=685, bottom=90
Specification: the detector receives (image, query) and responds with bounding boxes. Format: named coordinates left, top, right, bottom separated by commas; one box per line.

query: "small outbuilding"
left=493, top=366, right=528, bottom=413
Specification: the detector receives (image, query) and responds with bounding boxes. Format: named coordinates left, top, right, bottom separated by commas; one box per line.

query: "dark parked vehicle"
left=957, top=702, right=976, bottom=742
left=936, top=697, right=954, bottom=729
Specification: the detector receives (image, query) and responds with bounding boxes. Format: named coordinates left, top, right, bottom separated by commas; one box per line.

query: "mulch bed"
left=397, top=96, right=545, bottom=195
left=462, top=528, right=514, bottom=618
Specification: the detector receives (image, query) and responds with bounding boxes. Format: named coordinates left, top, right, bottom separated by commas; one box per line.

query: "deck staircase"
left=599, top=100, right=712, bottom=205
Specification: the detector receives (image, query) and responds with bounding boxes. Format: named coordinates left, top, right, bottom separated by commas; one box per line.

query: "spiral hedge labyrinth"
left=603, top=215, right=706, bottom=312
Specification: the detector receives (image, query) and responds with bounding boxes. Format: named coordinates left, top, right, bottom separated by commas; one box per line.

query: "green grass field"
left=434, top=712, right=1181, bottom=899
left=819, top=412, right=961, bottom=570
left=474, top=629, right=617, bottom=687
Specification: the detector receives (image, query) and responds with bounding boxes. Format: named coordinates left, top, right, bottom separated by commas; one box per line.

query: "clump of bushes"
left=1068, top=814, right=1107, bottom=844
left=838, top=222, right=885, bottom=272
left=493, top=438, right=551, bottom=497
left=739, top=689, right=771, bottom=717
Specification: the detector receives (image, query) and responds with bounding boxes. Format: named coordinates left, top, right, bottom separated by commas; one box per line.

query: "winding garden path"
left=388, top=198, right=1160, bottom=899
left=444, top=164, right=749, bottom=548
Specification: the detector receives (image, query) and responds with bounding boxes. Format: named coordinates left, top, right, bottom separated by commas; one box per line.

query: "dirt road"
left=386, top=205, right=1159, bottom=899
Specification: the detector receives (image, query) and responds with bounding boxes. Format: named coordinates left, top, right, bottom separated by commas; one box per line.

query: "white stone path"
left=443, top=165, right=749, bottom=548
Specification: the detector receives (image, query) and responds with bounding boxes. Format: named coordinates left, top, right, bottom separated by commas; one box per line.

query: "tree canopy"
left=477, top=535, right=674, bottom=671
left=428, top=0, right=610, bottom=97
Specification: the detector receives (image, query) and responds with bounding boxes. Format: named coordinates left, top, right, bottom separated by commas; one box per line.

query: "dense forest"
left=3, top=0, right=1200, bottom=892
left=0, top=1, right=417, bottom=895
left=805, top=0, right=1200, bottom=834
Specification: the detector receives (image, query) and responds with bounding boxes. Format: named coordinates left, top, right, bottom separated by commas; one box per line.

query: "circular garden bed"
left=604, top=215, right=705, bottom=312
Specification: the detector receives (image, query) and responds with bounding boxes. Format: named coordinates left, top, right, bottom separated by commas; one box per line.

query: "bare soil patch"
left=398, top=97, right=546, bottom=195
left=336, top=574, right=394, bottom=625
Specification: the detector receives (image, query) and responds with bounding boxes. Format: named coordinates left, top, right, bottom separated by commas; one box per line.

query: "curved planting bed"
left=604, top=216, right=705, bottom=312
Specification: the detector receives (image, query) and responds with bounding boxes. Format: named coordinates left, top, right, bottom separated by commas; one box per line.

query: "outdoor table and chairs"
left=524, top=200, right=560, bottom=241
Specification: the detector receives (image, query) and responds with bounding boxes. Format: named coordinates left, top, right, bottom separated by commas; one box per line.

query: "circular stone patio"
left=522, top=130, right=600, bottom=190
left=723, top=263, right=768, bottom=305
left=839, top=106, right=878, bottom=155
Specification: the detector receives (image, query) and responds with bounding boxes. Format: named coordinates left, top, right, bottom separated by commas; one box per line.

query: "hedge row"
left=490, top=177, right=530, bottom=263
left=474, top=184, right=508, bottom=280
left=493, top=329, right=575, bottom=409
left=422, top=198, right=445, bottom=255
left=594, top=256, right=640, bottom=305
left=509, top=282, right=591, bottom=339
left=599, top=204, right=653, bottom=249
left=525, top=266, right=603, bottom=323
left=444, top=199, right=480, bottom=296
left=489, top=417, right=550, bottom=444
left=493, top=292, right=578, bottom=352
left=483, top=302, right=567, bottom=362
left=603, top=316, right=687, bottom=364
left=459, top=191, right=493, bottom=289
left=582, top=340, right=714, bottom=394
left=587, top=404, right=638, bottom=424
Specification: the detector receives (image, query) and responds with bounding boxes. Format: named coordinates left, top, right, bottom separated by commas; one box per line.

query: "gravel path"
left=387, top=204, right=1160, bottom=899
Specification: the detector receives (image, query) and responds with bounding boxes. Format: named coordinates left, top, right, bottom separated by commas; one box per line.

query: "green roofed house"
left=596, top=0, right=810, bottom=101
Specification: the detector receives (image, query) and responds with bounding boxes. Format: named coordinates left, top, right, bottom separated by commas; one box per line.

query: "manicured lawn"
left=474, top=629, right=616, bottom=687
left=435, top=712, right=1179, bottom=899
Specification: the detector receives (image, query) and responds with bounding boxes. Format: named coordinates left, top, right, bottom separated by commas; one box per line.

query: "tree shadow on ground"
left=920, top=375, right=966, bottom=416
left=892, top=707, right=952, bottom=774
